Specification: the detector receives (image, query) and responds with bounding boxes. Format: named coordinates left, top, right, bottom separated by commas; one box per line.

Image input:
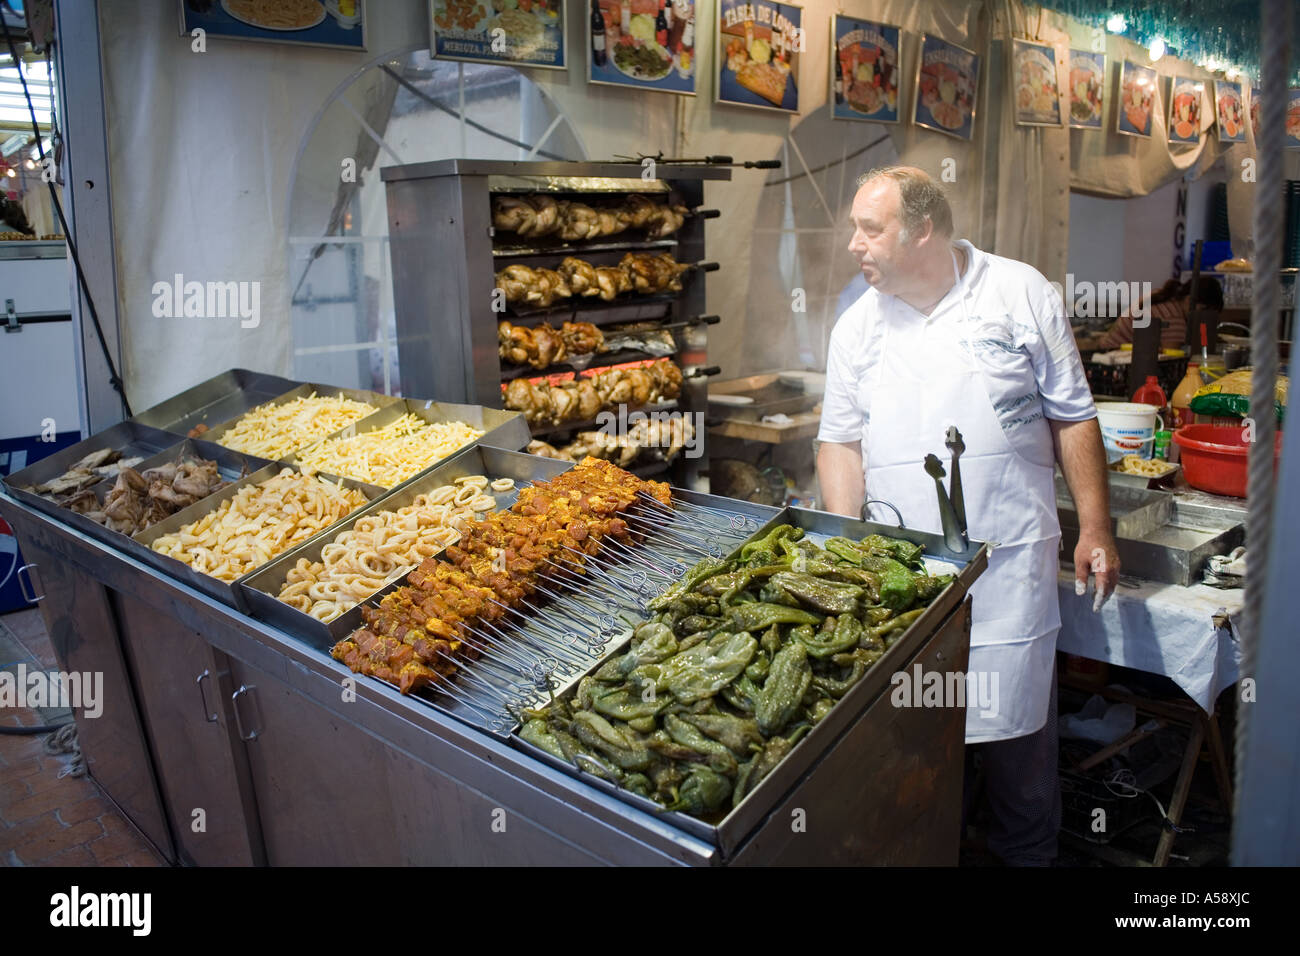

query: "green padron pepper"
left=745, top=651, right=770, bottom=683
left=623, top=773, right=653, bottom=798
left=738, top=524, right=804, bottom=565
left=761, top=624, right=782, bottom=656
left=915, top=574, right=955, bottom=602
left=665, top=764, right=733, bottom=815
left=729, top=602, right=823, bottom=633
left=685, top=712, right=764, bottom=755
left=664, top=714, right=738, bottom=775
left=743, top=724, right=812, bottom=798
left=570, top=711, right=652, bottom=771
left=697, top=570, right=751, bottom=597
left=721, top=675, right=760, bottom=714
left=865, top=606, right=894, bottom=625
left=808, top=697, right=835, bottom=724
left=824, top=536, right=866, bottom=566
left=591, top=687, right=668, bottom=722
left=859, top=534, right=923, bottom=568
left=769, top=571, right=863, bottom=615
left=859, top=554, right=918, bottom=611
left=660, top=631, right=757, bottom=704
left=647, top=557, right=730, bottom=611
left=868, top=607, right=925, bottom=642
left=812, top=659, right=867, bottom=698
left=756, top=640, right=812, bottom=736
left=797, top=614, right=864, bottom=659
left=521, top=719, right=566, bottom=760
left=673, top=615, right=724, bottom=638
left=627, top=715, right=658, bottom=734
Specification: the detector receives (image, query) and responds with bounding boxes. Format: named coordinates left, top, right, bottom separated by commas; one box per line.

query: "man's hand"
left=1050, top=417, right=1120, bottom=612
left=1073, top=530, right=1120, bottom=611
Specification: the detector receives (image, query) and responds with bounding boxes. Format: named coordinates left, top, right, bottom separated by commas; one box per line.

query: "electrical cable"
left=1, top=6, right=132, bottom=417
left=0, top=720, right=72, bottom=735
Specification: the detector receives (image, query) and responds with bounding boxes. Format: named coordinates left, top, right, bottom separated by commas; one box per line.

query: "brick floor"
left=0, top=609, right=167, bottom=868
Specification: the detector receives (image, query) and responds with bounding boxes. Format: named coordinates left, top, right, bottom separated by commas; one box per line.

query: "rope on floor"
left=42, top=721, right=85, bottom=778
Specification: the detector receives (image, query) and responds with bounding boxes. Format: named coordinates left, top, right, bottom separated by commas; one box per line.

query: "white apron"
left=864, top=250, right=1061, bottom=742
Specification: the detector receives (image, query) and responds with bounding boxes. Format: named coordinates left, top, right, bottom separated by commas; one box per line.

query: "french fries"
left=293, top=414, right=483, bottom=487
left=216, top=393, right=377, bottom=459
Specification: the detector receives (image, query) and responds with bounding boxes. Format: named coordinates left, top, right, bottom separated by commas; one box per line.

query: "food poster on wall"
left=716, top=0, right=803, bottom=113
left=1012, top=38, right=1062, bottom=126
left=913, top=34, right=979, bottom=140
left=829, top=16, right=900, bottom=123
left=1116, top=59, right=1157, bottom=137
left=178, top=0, right=366, bottom=50
left=430, top=0, right=565, bottom=70
left=1067, top=49, right=1104, bottom=129
left=590, top=0, right=696, bottom=94
left=1215, top=79, right=1246, bottom=143
left=1167, top=76, right=1204, bottom=144
left=1289, top=89, right=1300, bottom=147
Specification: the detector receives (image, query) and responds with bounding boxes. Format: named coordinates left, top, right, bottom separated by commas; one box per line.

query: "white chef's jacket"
left=818, top=240, right=1096, bottom=742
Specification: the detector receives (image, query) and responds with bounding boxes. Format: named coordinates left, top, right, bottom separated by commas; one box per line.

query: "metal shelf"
left=492, top=238, right=678, bottom=258
left=499, top=348, right=677, bottom=381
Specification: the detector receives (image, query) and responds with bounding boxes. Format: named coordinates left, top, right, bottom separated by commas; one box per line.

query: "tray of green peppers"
left=511, top=511, right=987, bottom=849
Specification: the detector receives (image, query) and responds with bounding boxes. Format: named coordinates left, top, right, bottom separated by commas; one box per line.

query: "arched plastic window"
left=286, top=46, right=585, bottom=393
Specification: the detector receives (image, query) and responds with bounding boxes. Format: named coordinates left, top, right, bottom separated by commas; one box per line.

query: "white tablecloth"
left=1054, top=569, right=1243, bottom=714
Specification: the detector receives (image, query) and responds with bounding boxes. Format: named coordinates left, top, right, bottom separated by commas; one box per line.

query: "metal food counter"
left=2, top=495, right=981, bottom=866
left=1, top=368, right=987, bottom=866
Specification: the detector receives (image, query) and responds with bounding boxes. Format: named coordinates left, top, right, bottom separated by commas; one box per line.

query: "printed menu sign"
left=716, top=0, right=803, bottom=113
left=913, top=34, right=979, bottom=140
left=431, top=0, right=565, bottom=70
left=590, top=0, right=696, bottom=95
left=830, top=15, right=900, bottom=123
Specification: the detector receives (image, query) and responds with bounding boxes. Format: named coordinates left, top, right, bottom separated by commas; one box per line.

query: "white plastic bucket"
left=1096, top=402, right=1160, bottom=462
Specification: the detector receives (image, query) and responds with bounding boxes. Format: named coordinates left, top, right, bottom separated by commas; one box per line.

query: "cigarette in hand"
left=1075, top=579, right=1086, bottom=597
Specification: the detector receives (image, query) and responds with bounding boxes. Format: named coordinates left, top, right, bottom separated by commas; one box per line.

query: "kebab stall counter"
left=0, top=368, right=987, bottom=865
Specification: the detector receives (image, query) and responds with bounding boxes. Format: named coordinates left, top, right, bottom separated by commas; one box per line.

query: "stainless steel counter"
left=2, top=491, right=975, bottom=866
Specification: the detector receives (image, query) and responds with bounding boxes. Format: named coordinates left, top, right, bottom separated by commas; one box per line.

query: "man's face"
left=847, top=179, right=917, bottom=296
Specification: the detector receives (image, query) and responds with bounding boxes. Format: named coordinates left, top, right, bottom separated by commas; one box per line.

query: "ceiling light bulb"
left=1149, top=37, right=1166, bottom=62
left=1106, top=14, right=1127, bottom=33
left=24, top=158, right=35, bottom=169
left=5, top=168, right=15, bottom=178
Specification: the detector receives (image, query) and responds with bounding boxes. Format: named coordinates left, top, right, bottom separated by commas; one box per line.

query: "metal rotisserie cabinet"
left=382, top=159, right=730, bottom=488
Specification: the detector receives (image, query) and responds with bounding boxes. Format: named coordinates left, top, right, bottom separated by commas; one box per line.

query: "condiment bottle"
left=1171, top=361, right=1201, bottom=429
left=1131, top=374, right=1167, bottom=408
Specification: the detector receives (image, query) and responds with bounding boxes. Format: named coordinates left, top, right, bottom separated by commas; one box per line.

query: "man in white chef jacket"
left=817, top=167, right=1120, bottom=866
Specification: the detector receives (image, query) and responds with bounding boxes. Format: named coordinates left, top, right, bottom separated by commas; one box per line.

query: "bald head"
left=855, top=166, right=953, bottom=244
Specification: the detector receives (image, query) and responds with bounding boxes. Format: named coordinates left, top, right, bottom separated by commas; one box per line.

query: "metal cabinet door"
left=225, top=657, right=625, bottom=865
left=13, top=539, right=176, bottom=861
left=112, top=590, right=264, bottom=866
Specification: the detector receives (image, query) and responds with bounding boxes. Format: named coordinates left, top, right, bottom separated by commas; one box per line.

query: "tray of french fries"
left=128, top=463, right=387, bottom=611
left=282, top=398, right=532, bottom=490
left=239, top=445, right=574, bottom=648
left=196, top=383, right=402, bottom=461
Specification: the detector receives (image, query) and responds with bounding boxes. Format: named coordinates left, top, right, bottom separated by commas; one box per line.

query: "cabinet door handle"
left=16, top=563, right=44, bottom=602
left=196, top=669, right=218, bottom=723
left=230, top=684, right=261, bottom=741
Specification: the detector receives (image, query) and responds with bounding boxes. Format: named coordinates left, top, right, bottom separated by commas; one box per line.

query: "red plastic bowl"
left=1172, top=424, right=1282, bottom=498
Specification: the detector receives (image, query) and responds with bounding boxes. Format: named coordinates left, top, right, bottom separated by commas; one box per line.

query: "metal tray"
left=510, top=505, right=989, bottom=856
left=283, top=398, right=532, bottom=489
left=128, top=368, right=302, bottom=437
left=241, top=445, right=575, bottom=648
left=129, top=463, right=386, bottom=612
left=310, top=483, right=780, bottom=739
left=2, top=421, right=184, bottom=546
left=21, top=438, right=276, bottom=552
left=197, top=383, right=402, bottom=459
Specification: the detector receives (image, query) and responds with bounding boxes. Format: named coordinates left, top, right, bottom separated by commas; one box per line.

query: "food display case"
left=0, top=366, right=989, bottom=866
left=382, top=159, right=729, bottom=489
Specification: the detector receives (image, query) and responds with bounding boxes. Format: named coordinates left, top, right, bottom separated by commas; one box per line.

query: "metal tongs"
left=922, top=426, right=969, bottom=554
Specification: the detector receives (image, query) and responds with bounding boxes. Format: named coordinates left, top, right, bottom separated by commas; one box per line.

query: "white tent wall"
left=94, top=0, right=1278, bottom=410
